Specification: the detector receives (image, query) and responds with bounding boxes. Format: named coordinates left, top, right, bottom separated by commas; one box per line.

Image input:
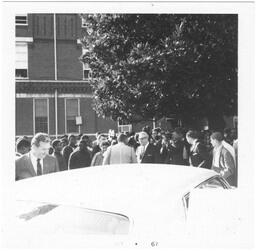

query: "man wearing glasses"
left=136, top=131, right=159, bottom=164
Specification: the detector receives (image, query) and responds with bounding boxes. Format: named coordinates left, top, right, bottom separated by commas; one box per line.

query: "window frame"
left=83, top=67, right=91, bottom=80
left=17, top=200, right=131, bottom=235
left=15, top=69, right=28, bottom=79
left=15, top=42, right=29, bottom=79
left=196, top=176, right=230, bottom=190
left=33, top=98, right=49, bottom=135
left=15, top=14, right=28, bottom=26
left=182, top=175, right=230, bottom=219
left=81, top=17, right=87, bottom=28
left=82, top=47, right=91, bottom=80
left=65, top=98, right=81, bottom=134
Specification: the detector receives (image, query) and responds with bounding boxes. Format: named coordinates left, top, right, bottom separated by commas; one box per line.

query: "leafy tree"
left=80, top=14, right=237, bottom=130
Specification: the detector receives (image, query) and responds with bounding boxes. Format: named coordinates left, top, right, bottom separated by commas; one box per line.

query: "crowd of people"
left=15, top=125, right=238, bottom=186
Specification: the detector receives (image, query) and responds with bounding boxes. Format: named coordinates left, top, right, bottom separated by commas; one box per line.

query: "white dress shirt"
left=190, top=139, right=199, bottom=153
left=212, top=144, right=222, bottom=168
left=136, top=142, right=149, bottom=163
left=30, top=152, right=43, bottom=174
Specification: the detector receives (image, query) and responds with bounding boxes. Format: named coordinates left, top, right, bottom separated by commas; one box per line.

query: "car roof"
left=15, top=164, right=217, bottom=216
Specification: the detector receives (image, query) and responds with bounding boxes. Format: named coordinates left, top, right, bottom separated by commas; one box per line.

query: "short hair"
left=211, top=132, right=224, bottom=142
left=117, top=133, right=128, bottom=143
left=97, top=133, right=107, bottom=141
left=138, top=131, right=149, bottom=139
left=100, top=141, right=110, bottom=148
left=79, top=139, right=88, bottom=146
left=16, top=137, right=30, bottom=150
left=61, top=137, right=68, bottom=142
left=81, top=134, right=90, bottom=141
left=31, top=133, right=50, bottom=147
left=186, top=130, right=199, bottom=139
left=142, top=126, right=151, bottom=135
left=68, top=134, right=76, bottom=141
left=52, top=139, right=61, bottom=148
left=60, top=134, right=68, bottom=139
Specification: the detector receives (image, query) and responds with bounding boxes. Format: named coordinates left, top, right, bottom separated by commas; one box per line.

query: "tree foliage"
left=80, top=14, right=237, bottom=128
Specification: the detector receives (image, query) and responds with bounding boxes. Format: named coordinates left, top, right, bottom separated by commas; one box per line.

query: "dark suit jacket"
left=166, top=140, right=186, bottom=165
left=62, top=145, right=74, bottom=166
left=15, top=153, right=59, bottom=181
left=189, top=141, right=211, bottom=169
left=53, top=152, right=67, bottom=171
left=68, top=149, right=91, bottom=169
left=140, top=143, right=159, bottom=164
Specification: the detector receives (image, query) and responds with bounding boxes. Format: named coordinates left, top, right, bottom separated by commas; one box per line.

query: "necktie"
left=37, top=158, right=42, bottom=176
left=140, top=146, right=145, bottom=161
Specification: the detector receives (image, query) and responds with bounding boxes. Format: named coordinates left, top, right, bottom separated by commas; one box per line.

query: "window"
left=83, top=69, right=90, bottom=79
left=34, top=99, right=48, bottom=134
left=66, top=99, right=79, bottom=133
left=16, top=15, right=28, bottom=25
left=83, top=63, right=91, bottom=80
left=182, top=176, right=228, bottom=218
left=17, top=201, right=130, bottom=235
left=82, top=47, right=91, bottom=80
left=118, top=125, right=132, bottom=133
left=16, top=42, right=28, bottom=79
left=81, top=17, right=87, bottom=28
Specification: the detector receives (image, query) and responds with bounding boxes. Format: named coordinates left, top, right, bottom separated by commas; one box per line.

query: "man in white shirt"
left=210, top=132, right=236, bottom=186
left=15, top=133, right=59, bottom=181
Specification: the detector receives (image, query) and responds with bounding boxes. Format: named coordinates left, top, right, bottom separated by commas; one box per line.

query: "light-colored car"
left=12, top=164, right=236, bottom=248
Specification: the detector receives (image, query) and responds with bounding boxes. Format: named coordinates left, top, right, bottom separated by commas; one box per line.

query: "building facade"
left=15, top=14, right=117, bottom=138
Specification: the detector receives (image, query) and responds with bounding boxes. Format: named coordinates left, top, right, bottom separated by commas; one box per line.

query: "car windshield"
left=16, top=200, right=130, bottom=235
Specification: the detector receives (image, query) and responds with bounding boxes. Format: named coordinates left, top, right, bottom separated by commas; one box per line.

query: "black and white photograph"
left=0, top=0, right=255, bottom=249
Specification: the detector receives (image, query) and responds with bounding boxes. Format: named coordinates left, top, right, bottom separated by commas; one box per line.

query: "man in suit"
left=15, top=133, right=59, bottom=181
left=103, top=133, right=137, bottom=165
left=136, top=131, right=159, bottom=164
left=62, top=134, right=77, bottom=166
left=68, top=139, right=92, bottom=169
left=166, top=129, right=188, bottom=165
left=210, top=132, right=236, bottom=186
left=52, top=139, right=67, bottom=171
left=186, top=130, right=211, bottom=169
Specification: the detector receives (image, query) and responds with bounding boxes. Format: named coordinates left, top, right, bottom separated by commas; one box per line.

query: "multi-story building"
left=15, top=13, right=117, bottom=138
